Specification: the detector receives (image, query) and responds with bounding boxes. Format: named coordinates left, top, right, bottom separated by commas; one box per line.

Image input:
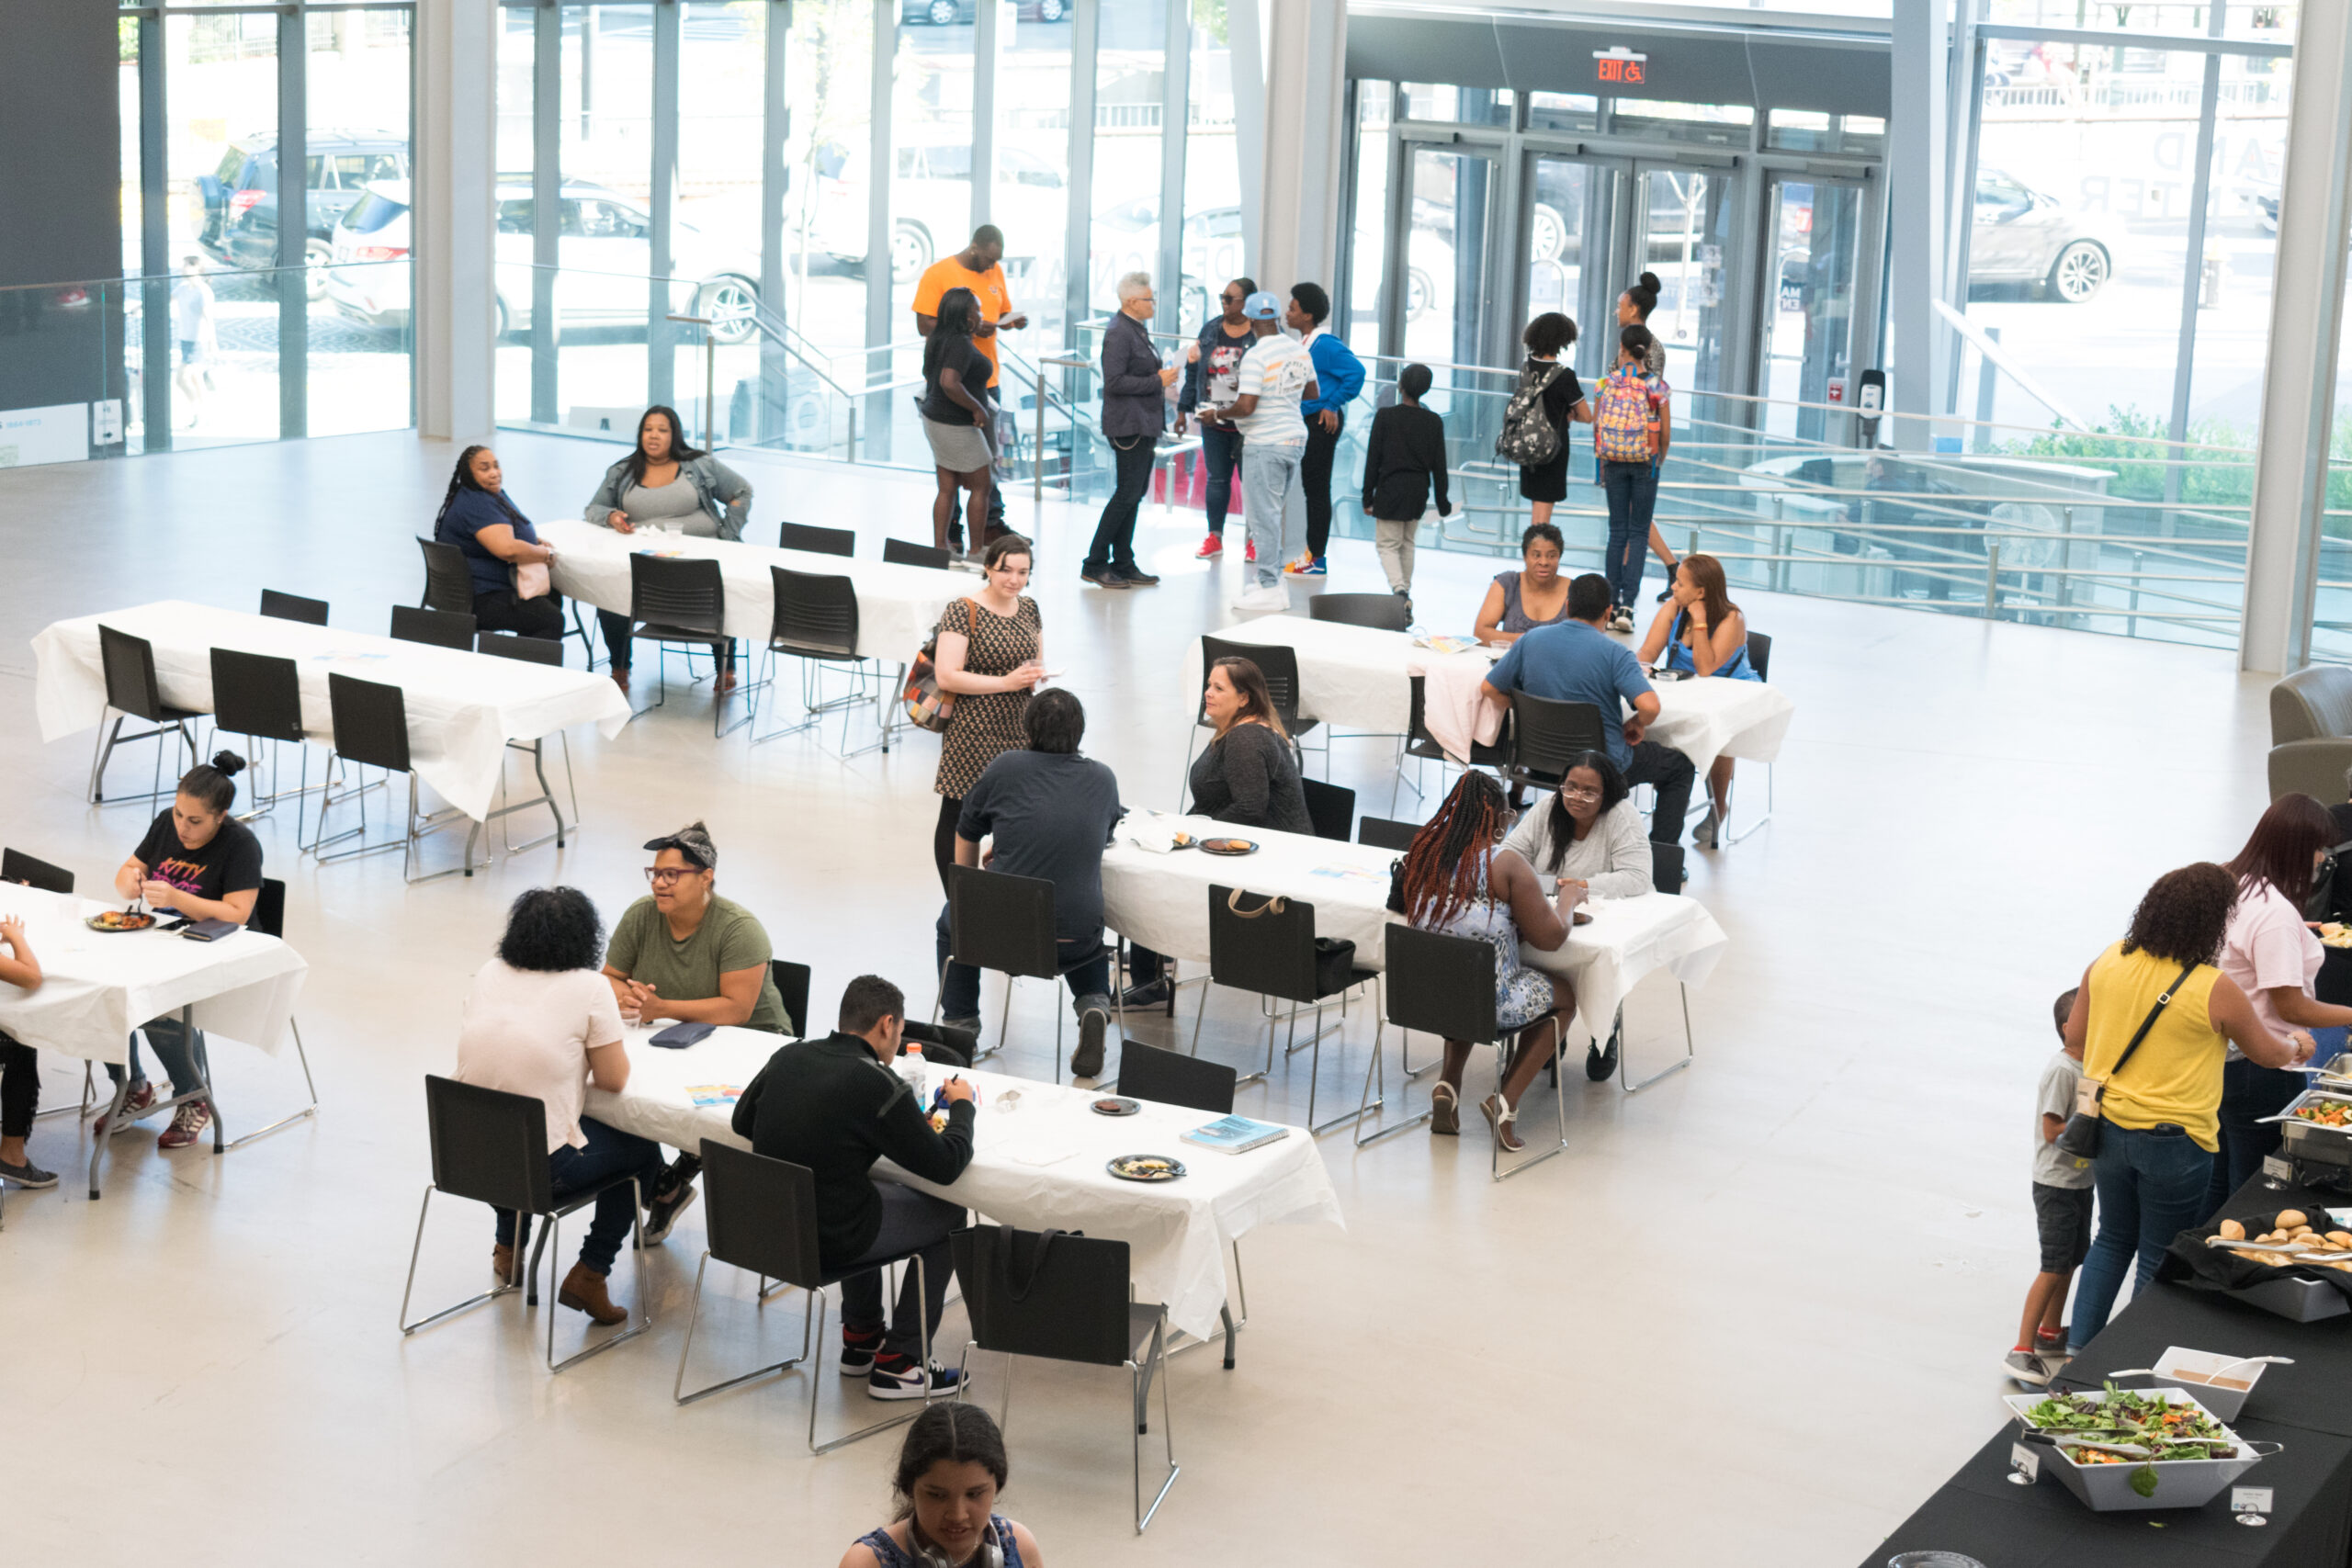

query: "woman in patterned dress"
left=1396, top=772, right=1580, bottom=1151
left=931, top=534, right=1046, bottom=893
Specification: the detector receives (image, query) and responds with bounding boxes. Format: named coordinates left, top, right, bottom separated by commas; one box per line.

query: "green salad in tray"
left=2018, top=1383, right=2240, bottom=1497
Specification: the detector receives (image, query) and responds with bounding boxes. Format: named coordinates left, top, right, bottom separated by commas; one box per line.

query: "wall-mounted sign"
left=1593, top=47, right=1647, bottom=86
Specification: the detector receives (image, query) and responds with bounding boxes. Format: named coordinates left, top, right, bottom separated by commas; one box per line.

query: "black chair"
left=628, top=554, right=749, bottom=738
left=1183, top=635, right=1321, bottom=795
left=672, top=1140, right=945, bottom=1451
left=883, top=538, right=954, bottom=570
left=400, top=1075, right=650, bottom=1372
left=950, top=1224, right=1179, bottom=1532
left=88, top=625, right=198, bottom=806
left=770, top=959, right=811, bottom=1040
left=474, top=634, right=578, bottom=853
left=390, top=604, right=477, bottom=651
left=1504, top=691, right=1608, bottom=795
left=1396, top=674, right=1509, bottom=815
left=0, top=849, right=72, bottom=895
left=311, top=672, right=481, bottom=881
left=1720, top=630, right=1774, bottom=846
left=753, top=567, right=885, bottom=754
left=938, top=864, right=1121, bottom=1082
left=415, top=536, right=475, bottom=615
left=1365, top=923, right=1567, bottom=1176
left=1300, top=778, right=1354, bottom=843
left=224, top=877, right=321, bottom=1150
left=1189, top=884, right=1374, bottom=1134
left=1746, top=632, right=1772, bottom=681
left=258, top=589, right=329, bottom=626
left=478, top=632, right=561, bottom=665
left=210, top=648, right=311, bottom=836
left=1357, top=816, right=1419, bottom=852
left=1110, top=1042, right=1251, bottom=1369
left=1588, top=840, right=1700, bottom=1096
left=779, top=521, right=855, bottom=557
left=1306, top=592, right=1410, bottom=632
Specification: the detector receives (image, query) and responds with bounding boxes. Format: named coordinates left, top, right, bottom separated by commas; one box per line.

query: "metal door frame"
left=1751, top=166, right=1881, bottom=434
left=1512, top=147, right=1634, bottom=383
left=1384, top=134, right=1514, bottom=368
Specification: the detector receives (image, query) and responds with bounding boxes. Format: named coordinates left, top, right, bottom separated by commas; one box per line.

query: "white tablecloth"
left=33, top=601, right=630, bottom=822
left=1100, top=812, right=1729, bottom=1046
left=540, top=518, right=961, bottom=659
left=1186, top=615, right=1428, bottom=734
left=0, top=884, right=306, bottom=1066
left=588, top=1027, right=1345, bottom=1342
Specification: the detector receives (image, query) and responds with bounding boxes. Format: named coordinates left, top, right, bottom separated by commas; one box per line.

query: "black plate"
left=1199, top=838, right=1258, bottom=856
left=1091, top=1097, right=1140, bottom=1116
left=1107, top=1153, right=1186, bottom=1182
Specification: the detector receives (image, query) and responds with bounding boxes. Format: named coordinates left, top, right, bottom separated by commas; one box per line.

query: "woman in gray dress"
left=921, top=288, right=997, bottom=557
left=1472, top=522, right=1574, bottom=646
left=582, top=404, right=754, bottom=692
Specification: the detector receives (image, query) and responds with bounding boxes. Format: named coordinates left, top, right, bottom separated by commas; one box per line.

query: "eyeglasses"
left=644, top=865, right=701, bottom=885
left=1220, top=292, right=1243, bottom=302
left=1559, top=784, right=1603, bottom=801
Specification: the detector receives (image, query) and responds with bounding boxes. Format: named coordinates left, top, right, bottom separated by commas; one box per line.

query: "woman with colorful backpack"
left=1593, top=322, right=1673, bottom=631
left=1501, top=312, right=1591, bottom=532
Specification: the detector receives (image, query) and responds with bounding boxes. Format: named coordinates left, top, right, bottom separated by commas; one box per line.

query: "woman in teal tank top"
left=1637, top=553, right=1758, bottom=847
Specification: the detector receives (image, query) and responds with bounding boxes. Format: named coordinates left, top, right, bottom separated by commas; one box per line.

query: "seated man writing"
left=734, top=975, right=975, bottom=1400
left=936, top=689, right=1126, bottom=1078
left=1481, top=571, right=1695, bottom=845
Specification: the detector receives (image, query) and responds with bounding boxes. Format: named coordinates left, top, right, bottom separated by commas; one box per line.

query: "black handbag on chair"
left=1224, top=888, right=1359, bottom=995
left=2055, top=962, right=2197, bottom=1161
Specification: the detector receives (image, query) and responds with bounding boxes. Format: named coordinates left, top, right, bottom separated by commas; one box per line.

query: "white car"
left=794, top=140, right=1069, bottom=285
left=323, top=178, right=765, bottom=343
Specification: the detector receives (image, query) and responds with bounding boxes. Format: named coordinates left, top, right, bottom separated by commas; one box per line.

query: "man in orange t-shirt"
left=913, top=224, right=1028, bottom=547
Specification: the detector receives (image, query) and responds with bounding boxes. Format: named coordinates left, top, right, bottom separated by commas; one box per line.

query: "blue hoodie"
left=1299, top=326, right=1365, bottom=420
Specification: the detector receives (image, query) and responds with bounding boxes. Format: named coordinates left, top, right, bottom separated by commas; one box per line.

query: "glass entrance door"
left=1396, top=144, right=1500, bottom=377
left=1523, top=152, right=1626, bottom=380
left=1762, top=175, right=1866, bottom=442
left=1632, top=164, right=1734, bottom=395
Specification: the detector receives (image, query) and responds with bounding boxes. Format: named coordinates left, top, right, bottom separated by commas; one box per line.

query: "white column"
left=1885, top=1, right=1950, bottom=450
left=1238, top=0, right=1345, bottom=292
left=2242, top=2, right=2352, bottom=674
left=413, top=0, right=499, bottom=443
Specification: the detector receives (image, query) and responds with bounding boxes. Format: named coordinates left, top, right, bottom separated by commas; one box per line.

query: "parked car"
left=797, top=139, right=1067, bottom=284
left=900, top=0, right=1069, bottom=23
left=322, top=178, right=764, bottom=344
left=199, top=131, right=410, bottom=299
left=1969, top=167, right=2122, bottom=302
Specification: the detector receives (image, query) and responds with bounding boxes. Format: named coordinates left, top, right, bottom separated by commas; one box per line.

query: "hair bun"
left=1639, top=271, right=1661, bottom=292
left=210, top=750, right=246, bottom=778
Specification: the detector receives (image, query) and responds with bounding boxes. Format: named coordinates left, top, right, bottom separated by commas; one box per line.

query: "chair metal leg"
left=1130, top=1317, right=1181, bottom=1532
left=1489, top=1023, right=1572, bottom=1181
left=86, top=1074, right=130, bottom=1199
left=807, top=1255, right=933, bottom=1453
left=399, top=1186, right=523, bottom=1333
left=1352, top=999, right=1435, bottom=1147
left=673, top=1251, right=814, bottom=1404
left=1617, top=983, right=1696, bottom=1094
left=547, top=1179, right=653, bottom=1371
left=226, top=1017, right=319, bottom=1151
left=1722, top=761, right=1772, bottom=846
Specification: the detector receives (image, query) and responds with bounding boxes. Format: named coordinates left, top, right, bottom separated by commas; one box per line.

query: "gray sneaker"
left=0, top=1155, right=58, bottom=1190
left=1069, top=1009, right=1109, bottom=1080
left=2004, top=1348, right=2055, bottom=1387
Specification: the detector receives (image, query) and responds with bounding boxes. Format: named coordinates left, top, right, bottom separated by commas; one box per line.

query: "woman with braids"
left=842, top=1403, right=1046, bottom=1568
left=433, top=444, right=564, bottom=641
left=2060, top=863, right=2315, bottom=1351
left=582, top=405, right=755, bottom=691
left=1395, top=773, right=1579, bottom=1150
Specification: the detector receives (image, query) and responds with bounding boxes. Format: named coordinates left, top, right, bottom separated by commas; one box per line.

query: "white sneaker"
left=1611, top=608, right=1635, bottom=633
left=1231, top=584, right=1290, bottom=614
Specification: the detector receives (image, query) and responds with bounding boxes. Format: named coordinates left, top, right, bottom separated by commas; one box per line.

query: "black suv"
left=199, top=130, right=409, bottom=299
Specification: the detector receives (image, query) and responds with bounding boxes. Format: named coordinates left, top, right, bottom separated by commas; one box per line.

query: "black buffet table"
left=1860, top=1175, right=2352, bottom=1567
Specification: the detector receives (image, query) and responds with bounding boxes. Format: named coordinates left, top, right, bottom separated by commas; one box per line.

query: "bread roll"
left=2328, top=1231, right=2352, bottom=1247
left=2219, top=1219, right=2246, bottom=1241
left=2278, top=1209, right=2308, bottom=1229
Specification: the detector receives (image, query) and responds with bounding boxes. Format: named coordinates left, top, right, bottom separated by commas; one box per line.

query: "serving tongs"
left=2106, top=1355, right=2294, bottom=1381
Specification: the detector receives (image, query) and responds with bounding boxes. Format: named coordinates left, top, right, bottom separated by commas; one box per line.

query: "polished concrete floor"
left=0, top=430, right=2284, bottom=1564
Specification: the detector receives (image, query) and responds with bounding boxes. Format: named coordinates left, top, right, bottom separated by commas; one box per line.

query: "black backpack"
left=1494, top=362, right=1566, bottom=467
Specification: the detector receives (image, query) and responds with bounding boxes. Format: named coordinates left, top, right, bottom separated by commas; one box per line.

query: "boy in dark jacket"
left=1359, top=362, right=1451, bottom=612
left=733, top=974, right=974, bottom=1400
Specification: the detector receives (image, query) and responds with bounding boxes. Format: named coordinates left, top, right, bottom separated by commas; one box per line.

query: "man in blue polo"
left=1481, top=572, right=1697, bottom=844
left=1282, top=280, right=1364, bottom=577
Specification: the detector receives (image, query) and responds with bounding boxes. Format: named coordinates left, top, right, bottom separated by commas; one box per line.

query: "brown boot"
left=558, top=1263, right=628, bottom=1325
left=492, top=1244, right=517, bottom=1286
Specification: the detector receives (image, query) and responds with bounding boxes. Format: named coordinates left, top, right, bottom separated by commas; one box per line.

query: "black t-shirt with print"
left=133, top=811, right=264, bottom=906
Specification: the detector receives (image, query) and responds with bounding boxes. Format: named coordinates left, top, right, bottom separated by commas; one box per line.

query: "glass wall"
left=166, top=9, right=281, bottom=446
left=1178, top=0, right=1242, bottom=337
left=1001, top=8, right=1074, bottom=345
left=1089, top=0, right=1167, bottom=319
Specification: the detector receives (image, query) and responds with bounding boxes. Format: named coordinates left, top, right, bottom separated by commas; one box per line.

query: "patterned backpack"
left=1493, top=361, right=1566, bottom=467
left=1592, top=366, right=1657, bottom=463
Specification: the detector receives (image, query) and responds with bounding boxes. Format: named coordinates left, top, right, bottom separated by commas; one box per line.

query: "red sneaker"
left=95, top=1080, right=157, bottom=1137
left=157, top=1099, right=212, bottom=1150
left=1244, top=537, right=1257, bottom=564
left=1194, top=534, right=1224, bottom=558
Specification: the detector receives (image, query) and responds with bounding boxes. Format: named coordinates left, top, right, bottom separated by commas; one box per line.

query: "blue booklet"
left=1180, top=1114, right=1290, bottom=1155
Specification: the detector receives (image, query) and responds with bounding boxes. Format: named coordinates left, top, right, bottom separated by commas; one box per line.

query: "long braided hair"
left=434, top=444, right=527, bottom=530
left=1399, top=772, right=1510, bottom=928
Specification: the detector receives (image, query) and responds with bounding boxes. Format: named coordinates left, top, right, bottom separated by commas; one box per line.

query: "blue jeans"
left=2068, top=1121, right=2213, bottom=1351
left=1600, top=461, right=1659, bottom=610
left=493, top=1115, right=666, bottom=1277
left=2203, top=1055, right=2307, bottom=1218
left=107, top=1014, right=204, bottom=1097
left=935, top=905, right=1114, bottom=1021
left=1241, top=440, right=1304, bottom=589
left=839, top=1182, right=967, bottom=1359
left=1200, top=423, right=1243, bottom=534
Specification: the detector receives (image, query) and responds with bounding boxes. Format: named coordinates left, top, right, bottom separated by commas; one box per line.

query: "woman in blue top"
left=433, top=445, right=563, bottom=641
left=842, top=1404, right=1045, bottom=1568
left=1637, top=552, right=1758, bottom=849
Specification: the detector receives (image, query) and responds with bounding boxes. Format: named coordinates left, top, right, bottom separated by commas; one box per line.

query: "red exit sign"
left=1594, top=47, right=1648, bottom=85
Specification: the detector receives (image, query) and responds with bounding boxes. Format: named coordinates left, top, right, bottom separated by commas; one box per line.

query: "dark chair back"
left=390, top=604, right=478, bottom=651
left=699, top=1139, right=826, bottom=1289
left=883, top=538, right=953, bottom=570
left=779, top=522, right=855, bottom=557
left=1507, top=692, right=1608, bottom=787
left=1651, top=840, right=1686, bottom=897
left=478, top=631, right=563, bottom=665
left=417, top=536, right=475, bottom=615
left=945, top=865, right=1059, bottom=980
left=1199, top=635, right=1306, bottom=733
left=1306, top=592, right=1410, bottom=632
left=1357, top=816, right=1419, bottom=852
left=951, top=1224, right=1135, bottom=1368
left=771, top=567, right=861, bottom=659
left=251, top=876, right=288, bottom=940
left=1382, top=923, right=1499, bottom=1044
left=97, top=625, right=172, bottom=722
left=770, top=959, right=811, bottom=1039
left=1746, top=631, right=1772, bottom=682
left=328, top=672, right=413, bottom=773
left=629, top=554, right=727, bottom=635
left=209, top=649, right=306, bottom=743
left=1300, top=777, right=1354, bottom=843
left=1207, top=883, right=1318, bottom=1005
left=1114, top=1042, right=1236, bottom=1115
left=423, top=1074, right=552, bottom=1215
left=258, top=589, right=329, bottom=626
left=0, top=849, right=74, bottom=896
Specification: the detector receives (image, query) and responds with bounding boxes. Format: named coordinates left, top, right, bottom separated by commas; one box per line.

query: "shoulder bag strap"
left=1227, top=888, right=1286, bottom=918
left=2100, top=963, right=2199, bottom=1088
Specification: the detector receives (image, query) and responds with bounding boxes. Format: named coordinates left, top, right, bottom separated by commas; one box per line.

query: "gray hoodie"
left=582, top=452, right=754, bottom=541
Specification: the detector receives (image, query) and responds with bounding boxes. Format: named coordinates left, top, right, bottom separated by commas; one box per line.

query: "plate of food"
left=86, top=909, right=156, bottom=933
left=2321, top=922, right=2352, bottom=950
left=1199, top=838, right=1258, bottom=856
left=1091, top=1097, right=1141, bottom=1117
left=1106, top=1153, right=1185, bottom=1182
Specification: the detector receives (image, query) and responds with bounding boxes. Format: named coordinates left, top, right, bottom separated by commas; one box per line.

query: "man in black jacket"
left=733, top=974, right=975, bottom=1400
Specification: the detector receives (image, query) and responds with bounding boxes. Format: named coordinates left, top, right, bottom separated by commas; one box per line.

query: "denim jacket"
left=582, top=452, right=753, bottom=541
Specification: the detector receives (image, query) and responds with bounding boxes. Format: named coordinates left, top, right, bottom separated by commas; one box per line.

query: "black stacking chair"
left=1723, top=630, right=1774, bottom=845
left=0, top=850, right=73, bottom=896
left=937, top=865, right=1121, bottom=1082
left=474, top=633, right=577, bottom=852
left=1300, top=777, right=1354, bottom=842
left=770, top=959, right=811, bottom=1040
left=779, top=521, right=855, bottom=557
left=753, top=566, right=882, bottom=754
left=1182, top=635, right=1321, bottom=795
left=400, top=1076, right=650, bottom=1372
left=312, top=672, right=479, bottom=881
left=390, top=604, right=477, bottom=651
left=1306, top=592, right=1410, bottom=632
left=1112, top=1043, right=1249, bottom=1367
left=628, top=555, right=747, bottom=737
left=224, top=877, right=320, bottom=1150
left=415, top=536, right=475, bottom=614
left=1367, top=923, right=1566, bottom=1177
left=1190, top=884, right=1373, bottom=1134
left=210, top=648, right=311, bottom=835
left=1395, top=673, right=1510, bottom=814
left=673, top=1141, right=945, bottom=1451
left=1357, top=816, right=1419, bottom=852
left=258, top=589, right=329, bottom=626
left=883, top=538, right=954, bottom=570
left=1503, top=692, right=1608, bottom=795
left=950, top=1225, right=1180, bottom=1532
left=88, top=625, right=198, bottom=807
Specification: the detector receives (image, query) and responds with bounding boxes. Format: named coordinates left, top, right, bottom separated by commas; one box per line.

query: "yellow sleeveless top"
left=2082, top=941, right=2225, bottom=1152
